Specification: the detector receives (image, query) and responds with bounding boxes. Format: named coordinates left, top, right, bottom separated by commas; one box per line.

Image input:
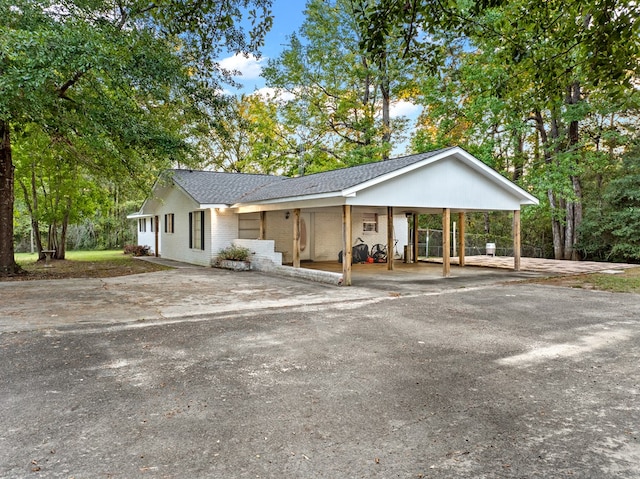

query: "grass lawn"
left=5, top=250, right=171, bottom=281
left=533, top=267, right=640, bottom=294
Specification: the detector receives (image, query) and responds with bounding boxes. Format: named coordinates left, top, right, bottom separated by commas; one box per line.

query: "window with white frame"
left=138, top=218, right=146, bottom=232
left=362, top=213, right=378, bottom=233
left=164, top=213, right=174, bottom=233
left=189, top=211, right=205, bottom=250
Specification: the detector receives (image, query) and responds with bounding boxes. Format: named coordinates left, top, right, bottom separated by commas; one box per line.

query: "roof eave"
left=233, top=190, right=347, bottom=207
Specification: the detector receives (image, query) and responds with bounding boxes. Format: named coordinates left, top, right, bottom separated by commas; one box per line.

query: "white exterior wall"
left=143, top=185, right=210, bottom=266
left=263, top=207, right=404, bottom=263
left=393, top=215, right=409, bottom=260
left=266, top=211, right=293, bottom=263
left=210, top=209, right=239, bottom=261
left=349, top=159, right=524, bottom=211
left=233, top=239, right=283, bottom=270
left=136, top=217, right=156, bottom=254
left=312, top=210, right=342, bottom=261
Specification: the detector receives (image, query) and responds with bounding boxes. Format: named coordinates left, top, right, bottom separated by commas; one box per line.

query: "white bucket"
left=486, top=243, right=496, bottom=256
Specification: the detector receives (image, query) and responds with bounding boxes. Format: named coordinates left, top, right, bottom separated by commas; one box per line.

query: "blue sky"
left=218, top=0, right=307, bottom=94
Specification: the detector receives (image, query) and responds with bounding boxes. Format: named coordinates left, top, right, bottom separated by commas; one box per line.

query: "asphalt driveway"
left=1, top=266, right=639, bottom=478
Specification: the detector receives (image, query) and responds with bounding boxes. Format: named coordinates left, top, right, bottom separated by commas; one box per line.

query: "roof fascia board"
left=234, top=196, right=346, bottom=213
left=234, top=190, right=346, bottom=208
left=200, top=204, right=229, bottom=209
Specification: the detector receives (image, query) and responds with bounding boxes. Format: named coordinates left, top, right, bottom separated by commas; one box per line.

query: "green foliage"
left=1, top=0, right=273, bottom=270
left=578, top=151, right=640, bottom=262
left=262, top=0, right=413, bottom=172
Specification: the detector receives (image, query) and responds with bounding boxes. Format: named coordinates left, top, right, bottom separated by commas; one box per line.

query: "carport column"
left=259, top=211, right=266, bottom=240
left=442, top=208, right=451, bottom=277
left=293, top=208, right=301, bottom=268
left=458, top=212, right=465, bottom=267
left=343, top=205, right=352, bottom=286
left=387, top=206, right=394, bottom=270
left=513, top=209, right=521, bottom=271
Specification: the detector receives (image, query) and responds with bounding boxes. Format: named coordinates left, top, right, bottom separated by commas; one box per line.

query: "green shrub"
left=217, top=245, right=251, bottom=261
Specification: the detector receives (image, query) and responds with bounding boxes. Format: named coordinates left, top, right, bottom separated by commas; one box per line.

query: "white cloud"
left=219, top=53, right=267, bottom=79
left=390, top=100, right=421, bottom=119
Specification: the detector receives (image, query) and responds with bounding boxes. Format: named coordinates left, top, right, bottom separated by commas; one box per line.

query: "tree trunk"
left=563, top=81, right=583, bottom=261
left=18, top=172, right=44, bottom=259
left=57, top=196, right=71, bottom=259
left=547, top=190, right=564, bottom=260
left=380, top=72, right=391, bottom=157
left=0, top=120, right=20, bottom=275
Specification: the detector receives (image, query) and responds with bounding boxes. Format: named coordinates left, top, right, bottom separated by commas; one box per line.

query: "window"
left=164, top=214, right=174, bottom=234
left=362, top=213, right=378, bottom=233
left=138, top=218, right=146, bottom=233
left=150, top=217, right=154, bottom=233
left=189, top=211, right=205, bottom=250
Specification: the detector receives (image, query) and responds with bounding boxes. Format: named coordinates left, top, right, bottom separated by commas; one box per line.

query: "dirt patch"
left=0, top=257, right=170, bottom=282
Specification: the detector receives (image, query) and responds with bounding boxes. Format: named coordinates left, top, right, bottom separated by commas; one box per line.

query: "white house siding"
left=265, top=210, right=292, bottom=263
left=147, top=185, right=211, bottom=266
left=136, top=217, right=156, bottom=254
left=349, top=158, right=523, bottom=211
left=393, top=215, right=409, bottom=260
left=312, top=210, right=342, bottom=261
left=210, top=209, right=239, bottom=261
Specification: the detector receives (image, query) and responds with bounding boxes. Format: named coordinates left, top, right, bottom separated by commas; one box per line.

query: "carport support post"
left=513, top=209, right=521, bottom=271
left=458, top=212, right=465, bottom=267
left=343, top=205, right=352, bottom=286
left=442, top=208, right=451, bottom=277
left=387, top=207, right=394, bottom=270
left=293, top=208, right=301, bottom=268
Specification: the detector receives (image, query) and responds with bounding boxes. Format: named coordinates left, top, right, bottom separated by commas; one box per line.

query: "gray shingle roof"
left=169, top=147, right=454, bottom=205
left=169, top=170, right=286, bottom=205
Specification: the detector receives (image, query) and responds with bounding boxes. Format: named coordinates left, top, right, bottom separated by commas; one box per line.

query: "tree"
left=262, top=0, right=413, bottom=172
left=369, top=0, right=640, bottom=259
left=197, top=94, right=298, bottom=174
left=578, top=146, right=640, bottom=262
left=0, top=0, right=272, bottom=274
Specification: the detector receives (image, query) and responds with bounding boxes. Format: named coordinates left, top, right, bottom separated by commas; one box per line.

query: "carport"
left=234, top=147, right=539, bottom=286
